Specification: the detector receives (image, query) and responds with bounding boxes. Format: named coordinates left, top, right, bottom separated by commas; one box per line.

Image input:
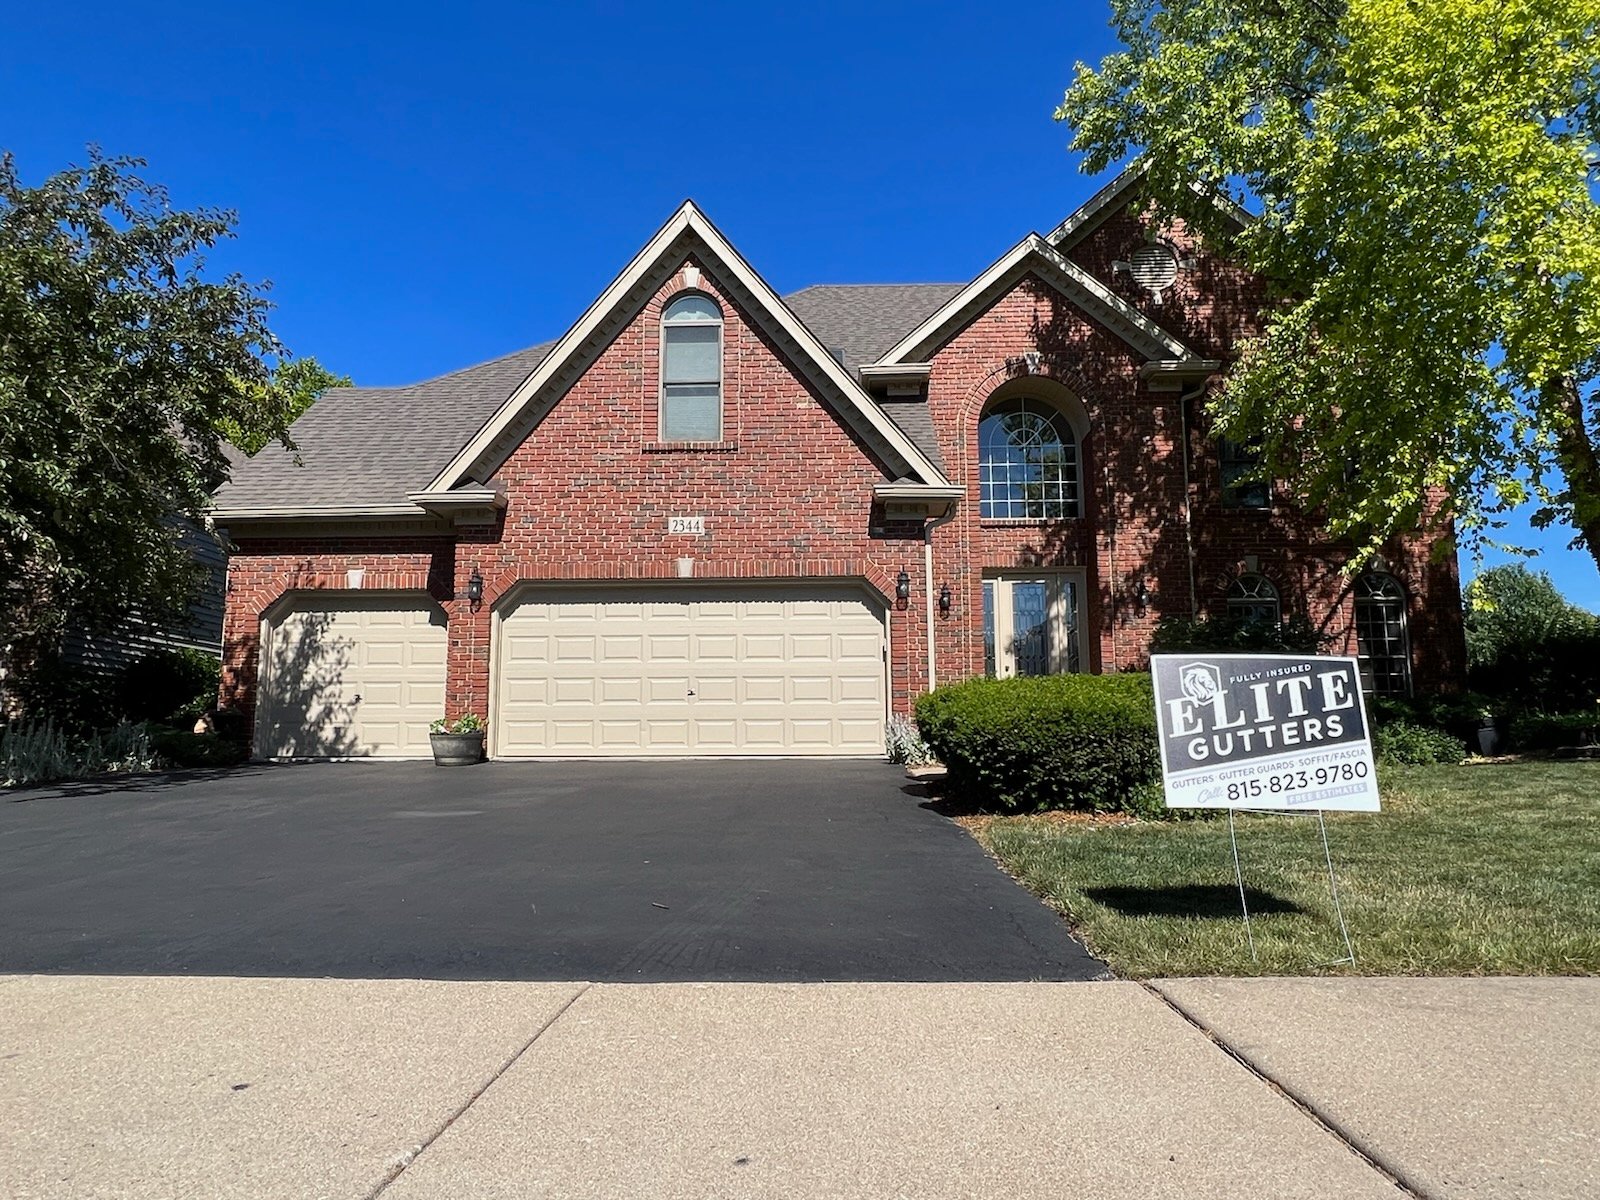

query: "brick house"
left=214, top=165, right=1464, bottom=759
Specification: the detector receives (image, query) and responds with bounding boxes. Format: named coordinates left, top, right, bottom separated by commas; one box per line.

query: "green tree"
left=1463, top=564, right=1600, bottom=707
left=223, top=356, right=350, bottom=455
left=0, top=151, right=298, bottom=692
left=1463, top=564, right=1594, bottom=667
left=1057, top=0, right=1600, bottom=569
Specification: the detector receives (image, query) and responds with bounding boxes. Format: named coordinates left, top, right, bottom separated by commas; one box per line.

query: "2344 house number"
left=667, top=515, right=706, bottom=535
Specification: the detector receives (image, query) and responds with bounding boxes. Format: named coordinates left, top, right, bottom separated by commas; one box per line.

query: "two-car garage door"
left=494, top=584, right=887, bottom=757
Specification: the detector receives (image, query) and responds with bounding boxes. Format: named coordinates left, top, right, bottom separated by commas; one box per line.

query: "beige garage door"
left=256, top=594, right=448, bottom=758
left=494, top=584, right=887, bottom=757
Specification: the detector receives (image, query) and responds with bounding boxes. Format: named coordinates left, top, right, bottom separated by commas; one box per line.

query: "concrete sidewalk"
left=1, top=975, right=1593, bottom=1199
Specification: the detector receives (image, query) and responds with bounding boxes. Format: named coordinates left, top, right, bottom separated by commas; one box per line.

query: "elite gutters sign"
left=1150, top=654, right=1381, bottom=812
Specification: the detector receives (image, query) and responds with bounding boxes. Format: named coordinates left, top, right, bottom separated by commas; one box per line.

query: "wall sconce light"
left=466, top=567, right=484, bottom=608
left=938, top=583, right=953, bottom=614
left=1133, top=578, right=1153, bottom=613
left=896, top=570, right=911, bottom=602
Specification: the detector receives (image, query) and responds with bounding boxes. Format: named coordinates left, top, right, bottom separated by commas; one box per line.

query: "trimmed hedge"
left=914, top=673, right=1159, bottom=813
left=149, top=727, right=249, bottom=769
left=1509, top=711, right=1600, bottom=751
left=1374, top=720, right=1464, bottom=765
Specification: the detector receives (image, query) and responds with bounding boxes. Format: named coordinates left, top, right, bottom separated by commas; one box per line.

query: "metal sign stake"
left=1228, top=808, right=1257, bottom=961
left=1317, top=810, right=1357, bottom=966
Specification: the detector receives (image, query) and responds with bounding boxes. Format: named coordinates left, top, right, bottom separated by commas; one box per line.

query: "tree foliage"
left=223, top=355, right=349, bottom=455
left=0, top=151, right=298, bottom=681
left=1058, top=0, right=1600, bottom=568
left=1463, top=563, right=1600, bottom=706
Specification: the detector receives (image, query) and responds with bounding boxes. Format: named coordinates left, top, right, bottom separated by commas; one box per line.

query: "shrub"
left=914, top=673, right=1159, bottom=813
left=149, top=727, right=250, bottom=768
left=1509, top=710, right=1600, bottom=752
left=7, top=658, right=120, bottom=733
left=1150, top=613, right=1329, bottom=656
left=116, top=648, right=222, bottom=725
left=1374, top=720, right=1464, bottom=765
left=1, top=720, right=160, bottom=788
left=884, top=714, right=934, bottom=766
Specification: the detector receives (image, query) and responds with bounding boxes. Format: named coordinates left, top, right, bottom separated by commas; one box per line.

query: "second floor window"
left=1219, top=437, right=1270, bottom=509
left=661, top=293, right=722, bottom=441
left=978, top=397, right=1081, bottom=519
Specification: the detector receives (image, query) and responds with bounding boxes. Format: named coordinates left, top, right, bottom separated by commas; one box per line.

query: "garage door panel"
left=258, top=595, right=446, bottom=759
left=743, top=676, right=785, bottom=704
left=602, top=636, right=643, bottom=662
left=495, top=584, right=886, bottom=757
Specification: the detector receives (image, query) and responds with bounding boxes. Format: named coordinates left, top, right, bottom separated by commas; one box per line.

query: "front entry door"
left=984, top=573, right=1084, bottom=678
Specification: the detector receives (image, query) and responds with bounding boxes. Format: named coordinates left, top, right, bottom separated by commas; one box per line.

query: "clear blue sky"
left=3, top=1, right=1592, bottom=607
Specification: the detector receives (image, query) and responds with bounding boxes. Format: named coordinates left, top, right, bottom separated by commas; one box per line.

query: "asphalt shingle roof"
left=216, top=284, right=963, bottom=512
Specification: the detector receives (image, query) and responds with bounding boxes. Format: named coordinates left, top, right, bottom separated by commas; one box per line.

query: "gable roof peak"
left=417, top=194, right=952, bottom=497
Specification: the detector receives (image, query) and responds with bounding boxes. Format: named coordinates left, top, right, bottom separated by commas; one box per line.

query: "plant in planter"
left=429, top=714, right=486, bottom=766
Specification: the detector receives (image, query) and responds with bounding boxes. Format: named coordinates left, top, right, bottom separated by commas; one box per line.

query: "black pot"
left=430, top=731, right=486, bottom=766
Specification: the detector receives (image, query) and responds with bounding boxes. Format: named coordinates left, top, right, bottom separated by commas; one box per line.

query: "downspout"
left=1178, top=378, right=1208, bottom=617
left=923, top=501, right=958, bottom=692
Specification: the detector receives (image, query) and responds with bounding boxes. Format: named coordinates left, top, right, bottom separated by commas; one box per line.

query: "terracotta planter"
left=430, top=731, right=486, bottom=766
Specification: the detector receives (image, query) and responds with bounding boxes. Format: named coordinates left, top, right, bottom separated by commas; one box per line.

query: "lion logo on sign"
left=1180, top=662, right=1222, bottom=705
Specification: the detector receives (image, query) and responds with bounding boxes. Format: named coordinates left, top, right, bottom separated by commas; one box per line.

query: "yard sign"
left=1150, top=653, right=1381, bottom=812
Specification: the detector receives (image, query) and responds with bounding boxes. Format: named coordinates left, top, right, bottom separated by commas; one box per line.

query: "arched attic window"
left=1227, top=574, right=1281, bottom=625
left=661, top=293, right=722, bottom=441
left=1355, top=573, right=1413, bottom=696
left=978, top=397, right=1081, bottom=519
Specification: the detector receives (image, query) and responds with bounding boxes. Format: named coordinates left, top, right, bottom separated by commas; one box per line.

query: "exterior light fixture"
left=1133, top=578, right=1152, bottom=612
left=896, top=570, right=911, bottom=602
left=466, top=568, right=485, bottom=607
left=938, top=583, right=953, bottom=614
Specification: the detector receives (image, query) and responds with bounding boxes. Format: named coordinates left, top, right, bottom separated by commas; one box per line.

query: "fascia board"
left=211, top=503, right=425, bottom=520
left=428, top=203, right=952, bottom=491
left=875, top=235, right=1197, bottom=365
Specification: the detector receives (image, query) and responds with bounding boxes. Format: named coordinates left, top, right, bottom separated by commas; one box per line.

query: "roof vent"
left=1112, top=243, right=1181, bottom=305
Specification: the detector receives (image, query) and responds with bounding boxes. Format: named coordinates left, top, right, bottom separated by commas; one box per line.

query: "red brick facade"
left=219, top=205, right=1465, bottom=750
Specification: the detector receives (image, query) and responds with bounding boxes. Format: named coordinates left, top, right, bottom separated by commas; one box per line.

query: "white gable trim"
left=875, top=233, right=1200, bottom=366
left=1047, top=159, right=1253, bottom=250
left=422, top=202, right=951, bottom=495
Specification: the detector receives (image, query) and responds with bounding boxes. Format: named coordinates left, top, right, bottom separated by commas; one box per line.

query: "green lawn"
left=972, top=762, right=1600, bottom=977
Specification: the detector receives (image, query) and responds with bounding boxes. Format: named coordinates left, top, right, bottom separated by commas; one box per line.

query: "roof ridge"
left=405, top=338, right=557, bottom=388
left=786, top=281, right=965, bottom=292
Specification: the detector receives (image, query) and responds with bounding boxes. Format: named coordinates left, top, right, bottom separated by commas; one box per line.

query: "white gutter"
left=212, top=503, right=425, bottom=520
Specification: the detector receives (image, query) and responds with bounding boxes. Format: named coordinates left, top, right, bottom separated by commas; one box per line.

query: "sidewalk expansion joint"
left=1141, top=982, right=1428, bottom=1200
left=366, top=982, right=593, bottom=1199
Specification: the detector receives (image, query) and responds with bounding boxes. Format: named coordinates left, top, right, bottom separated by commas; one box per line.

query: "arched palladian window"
left=1355, top=573, right=1412, bottom=696
left=661, top=293, right=722, bottom=441
left=1227, top=573, right=1281, bottom=625
left=978, top=397, right=1080, bottom=519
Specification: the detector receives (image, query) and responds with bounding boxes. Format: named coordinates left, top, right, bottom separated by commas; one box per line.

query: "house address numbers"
left=667, top=515, right=706, bottom=535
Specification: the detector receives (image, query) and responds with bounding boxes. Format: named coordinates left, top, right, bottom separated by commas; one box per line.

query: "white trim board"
left=874, top=233, right=1201, bottom=366
left=1046, top=159, right=1254, bottom=251
left=422, top=202, right=952, bottom=496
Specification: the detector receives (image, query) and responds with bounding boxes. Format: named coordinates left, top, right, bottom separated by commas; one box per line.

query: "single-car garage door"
left=256, top=594, right=447, bottom=758
left=494, top=584, right=887, bottom=757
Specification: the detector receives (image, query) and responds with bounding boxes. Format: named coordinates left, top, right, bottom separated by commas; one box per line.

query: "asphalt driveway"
left=0, top=760, right=1102, bottom=982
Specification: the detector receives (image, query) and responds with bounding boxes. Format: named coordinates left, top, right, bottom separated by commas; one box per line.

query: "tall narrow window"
left=1355, top=573, right=1412, bottom=695
left=1227, top=574, right=1280, bottom=625
left=661, top=294, right=722, bottom=441
left=1219, top=437, right=1270, bottom=508
left=978, top=397, right=1080, bottom=519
